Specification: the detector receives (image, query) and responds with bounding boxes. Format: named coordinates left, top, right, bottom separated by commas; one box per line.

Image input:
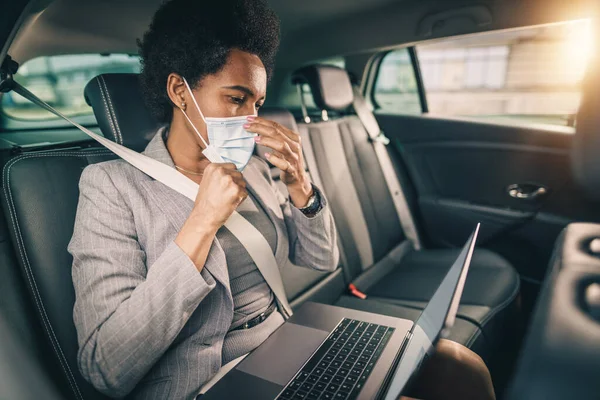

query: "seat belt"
left=10, top=80, right=293, bottom=319
left=351, top=86, right=422, bottom=251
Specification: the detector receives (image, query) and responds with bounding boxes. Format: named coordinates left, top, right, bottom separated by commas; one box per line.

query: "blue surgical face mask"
left=180, top=77, right=256, bottom=171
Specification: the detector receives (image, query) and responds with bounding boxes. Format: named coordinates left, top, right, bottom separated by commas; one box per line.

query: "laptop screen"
left=383, top=224, right=480, bottom=400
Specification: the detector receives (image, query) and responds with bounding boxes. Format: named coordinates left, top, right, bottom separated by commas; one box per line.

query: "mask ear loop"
left=181, top=77, right=210, bottom=150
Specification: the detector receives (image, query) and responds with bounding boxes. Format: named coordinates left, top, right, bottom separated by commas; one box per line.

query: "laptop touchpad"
left=237, top=322, right=329, bottom=386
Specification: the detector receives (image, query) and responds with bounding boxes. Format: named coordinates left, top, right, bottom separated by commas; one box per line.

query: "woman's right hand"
left=175, top=163, right=247, bottom=271
left=193, top=163, right=248, bottom=229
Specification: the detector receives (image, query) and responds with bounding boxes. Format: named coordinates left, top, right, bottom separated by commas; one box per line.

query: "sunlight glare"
left=562, top=19, right=594, bottom=83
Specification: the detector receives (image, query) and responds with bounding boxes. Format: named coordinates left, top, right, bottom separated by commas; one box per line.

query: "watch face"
left=300, top=187, right=321, bottom=215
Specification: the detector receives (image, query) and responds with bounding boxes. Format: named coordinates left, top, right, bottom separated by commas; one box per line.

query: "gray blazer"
left=68, top=128, right=339, bottom=399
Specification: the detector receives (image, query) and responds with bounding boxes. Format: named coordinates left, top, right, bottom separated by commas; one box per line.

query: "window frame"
left=367, top=46, right=428, bottom=115
left=409, top=47, right=429, bottom=113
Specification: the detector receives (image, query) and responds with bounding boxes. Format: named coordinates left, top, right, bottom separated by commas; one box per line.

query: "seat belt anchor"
left=369, top=131, right=390, bottom=146
left=0, top=55, right=19, bottom=94
left=348, top=284, right=367, bottom=300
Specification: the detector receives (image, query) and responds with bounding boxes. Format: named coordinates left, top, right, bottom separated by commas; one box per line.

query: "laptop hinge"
left=376, top=330, right=413, bottom=400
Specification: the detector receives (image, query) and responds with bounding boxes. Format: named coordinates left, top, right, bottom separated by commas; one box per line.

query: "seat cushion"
left=366, top=248, right=520, bottom=323
left=362, top=247, right=521, bottom=379
left=335, top=296, right=489, bottom=361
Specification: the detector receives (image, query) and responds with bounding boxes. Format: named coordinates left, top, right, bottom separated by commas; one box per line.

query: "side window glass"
left=2, top=54, right=140, bottom=121
left=373, top=48, right=422, bottom=114
left=416, top=20, right=592, bottom=127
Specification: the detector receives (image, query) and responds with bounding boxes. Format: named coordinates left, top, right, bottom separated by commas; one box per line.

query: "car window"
left=373, top=20, right=593, bottom=128
left=373, top=48, right=421, bottom=115
left=2, top=54, right=140, bottom=121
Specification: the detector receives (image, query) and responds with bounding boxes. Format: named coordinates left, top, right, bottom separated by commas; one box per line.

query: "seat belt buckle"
left=369, top=132, right=390, bottom=145
left=348, top=284, right=367, bottom=299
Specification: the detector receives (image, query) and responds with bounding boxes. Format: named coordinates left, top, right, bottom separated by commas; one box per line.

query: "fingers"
left=245, top=119, right=303, bottom=171
left=245, top=117, right=301, bottom=144
left=205, top=162, right=246, bottom=188
left=234, top=187, right=249, bottom=207
left=208, top=162, right=237, bottom=171
left=265, top=153, right=292, bottom=172
left=208, top=162, right=242, bottom=179
left=256, top=136, right=299, bottom=161
left=223, top=170, right=248, bottom=206
left=225, top=169, right=245, bottom=187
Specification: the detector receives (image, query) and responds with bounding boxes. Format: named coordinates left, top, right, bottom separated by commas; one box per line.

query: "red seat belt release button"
left=348, top=284, right=367, bottom=299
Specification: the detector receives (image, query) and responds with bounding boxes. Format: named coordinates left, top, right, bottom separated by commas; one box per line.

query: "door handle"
left=507, top=183, right=548, bottom=200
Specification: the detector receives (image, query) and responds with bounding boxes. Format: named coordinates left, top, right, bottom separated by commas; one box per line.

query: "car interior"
left=1, top=0, right=599, bottom=399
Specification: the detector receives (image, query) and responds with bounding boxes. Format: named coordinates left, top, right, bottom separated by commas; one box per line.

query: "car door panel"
left=418, top=197, right=534, bottom=246
left=376, top=113, right=599, bottom=288
left=404, top=141, right=569, bottom=213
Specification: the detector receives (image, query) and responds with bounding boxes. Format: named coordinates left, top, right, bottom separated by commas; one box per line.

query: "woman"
left=70, top=0, right=336, bottom=398
left=69, top=0, right=494, bottom=399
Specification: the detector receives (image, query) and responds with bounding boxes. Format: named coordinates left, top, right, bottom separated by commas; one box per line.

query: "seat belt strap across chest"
left=11, top=80, right=293, bottom=319
left=352, top=86, right=422, bottom=251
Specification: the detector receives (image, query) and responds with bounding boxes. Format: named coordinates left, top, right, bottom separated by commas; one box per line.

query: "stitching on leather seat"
left=99, top=76, right=124, bottom=145
left=96, top=76, right=120, bottom=144
left=2, top=150, right=112, bottom=400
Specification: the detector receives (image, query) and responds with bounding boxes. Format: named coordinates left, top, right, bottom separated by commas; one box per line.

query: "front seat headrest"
left=84, top=73, right=162, bottom=152
left=572, top=53, right=600, bottom=200
left=292, top=65, right=354, bottom=111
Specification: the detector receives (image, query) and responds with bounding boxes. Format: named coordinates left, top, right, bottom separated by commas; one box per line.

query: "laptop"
left=203, top=224, right=480, bottom=400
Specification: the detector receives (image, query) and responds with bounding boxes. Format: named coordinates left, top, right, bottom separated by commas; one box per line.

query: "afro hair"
left=137, top=0, right=280, bottom=122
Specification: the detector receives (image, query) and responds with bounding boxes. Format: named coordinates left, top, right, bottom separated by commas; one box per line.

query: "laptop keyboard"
left=276, top=318, right=395, bottom=400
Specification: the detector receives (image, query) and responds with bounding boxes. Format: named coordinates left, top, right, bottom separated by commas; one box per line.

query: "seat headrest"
left=572, top=53, right=600, bottom=200
left=84, top=73, right=162, bottom=152
left=292, top=65, right=354, bottom=111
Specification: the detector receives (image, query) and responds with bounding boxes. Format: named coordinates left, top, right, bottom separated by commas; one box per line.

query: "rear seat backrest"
left=292, top=65, right=408, bottom=281
left=256, top=107, right=345, bottom=304
left=2, top=149, right=115, bottom=400
left=0, top=198, right=63, bottom=387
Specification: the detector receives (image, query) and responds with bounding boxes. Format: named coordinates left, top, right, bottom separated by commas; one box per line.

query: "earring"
left=181, top=102, right=186, bottom=110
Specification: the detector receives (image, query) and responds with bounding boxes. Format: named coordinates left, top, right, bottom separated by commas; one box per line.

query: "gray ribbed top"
left=218, top=192, right=281, bottom=363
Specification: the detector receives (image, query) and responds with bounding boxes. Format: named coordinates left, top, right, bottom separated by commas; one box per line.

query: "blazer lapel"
left=139, top=127, right=230, bottom=289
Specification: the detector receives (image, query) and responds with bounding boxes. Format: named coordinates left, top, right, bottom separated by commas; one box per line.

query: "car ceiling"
left=5, top=0, right=600, bottom=69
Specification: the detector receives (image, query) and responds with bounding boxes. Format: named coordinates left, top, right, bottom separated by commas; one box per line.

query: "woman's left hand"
left=244, top=116, right=313, bottom=207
